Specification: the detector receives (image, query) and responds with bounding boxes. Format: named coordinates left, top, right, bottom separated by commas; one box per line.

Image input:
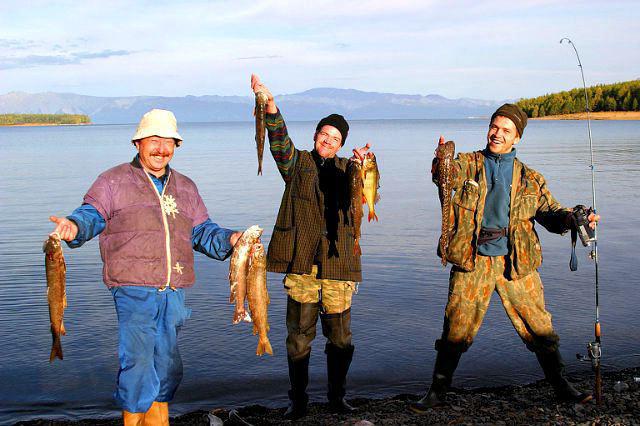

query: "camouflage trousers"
left=439, top=255, right=559, bottom=353
left=284, top=265, right=356, bottom=360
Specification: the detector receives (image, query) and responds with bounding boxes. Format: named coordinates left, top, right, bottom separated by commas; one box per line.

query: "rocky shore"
left=15, top=367, right=640, bottom=425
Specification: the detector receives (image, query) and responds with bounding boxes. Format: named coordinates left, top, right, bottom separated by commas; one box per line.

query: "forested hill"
left=517, top=80, right=640, bottom=118
left=0, top=113, right=90, bottom=125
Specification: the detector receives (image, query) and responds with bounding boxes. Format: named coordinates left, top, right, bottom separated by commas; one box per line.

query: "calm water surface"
left=1, top=119, right=639, bottom=423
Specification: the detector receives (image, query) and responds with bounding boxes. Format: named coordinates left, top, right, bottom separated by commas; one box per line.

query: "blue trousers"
left=111, top=286, right=191, bottom=413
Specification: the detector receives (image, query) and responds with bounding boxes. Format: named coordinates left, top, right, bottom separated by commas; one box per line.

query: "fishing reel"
left=577, top=341, right=601, bottom=369
left=571, top=204, right=596, bottom=247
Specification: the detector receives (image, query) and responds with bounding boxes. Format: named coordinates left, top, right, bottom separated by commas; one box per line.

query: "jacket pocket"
left=445, top=180, right=480, bottom=271
left=268, top=226, right=296, bottom=263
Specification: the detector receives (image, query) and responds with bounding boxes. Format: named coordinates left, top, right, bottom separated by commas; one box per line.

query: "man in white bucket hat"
left=49, top=109, right=245, bottom=425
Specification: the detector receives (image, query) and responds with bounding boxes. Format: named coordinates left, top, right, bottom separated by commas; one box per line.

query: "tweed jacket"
left=267, top=150, right=362, bottom=282
left=436, top=150, right=571, bottom=279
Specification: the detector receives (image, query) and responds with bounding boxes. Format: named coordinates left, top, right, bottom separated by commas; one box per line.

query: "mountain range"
left=0, top=89, right=505, bottom=124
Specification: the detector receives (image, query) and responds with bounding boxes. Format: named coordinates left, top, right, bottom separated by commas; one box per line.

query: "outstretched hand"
left=49, top=215, right=78, bottom=241
left=250, top=74, right=277, bottom=114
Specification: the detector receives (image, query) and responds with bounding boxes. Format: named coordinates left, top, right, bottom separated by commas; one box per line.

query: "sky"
left=0, top=0, right=638, bottom=101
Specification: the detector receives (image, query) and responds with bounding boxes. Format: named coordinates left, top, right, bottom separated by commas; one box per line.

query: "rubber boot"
left=409, top=344, right=463, bottom=414
left=123, top=410, right=145, bottom=426
left=326, top=343, right=356, bottom=414
left=144, top=401, right=169, bottom=426
left=536, top=349, right=592, bottom=404
left=283, top=354, right=310, bottom=420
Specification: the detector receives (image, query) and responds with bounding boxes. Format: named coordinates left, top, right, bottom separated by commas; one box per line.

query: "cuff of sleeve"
left=265, top=108, right=281, bottom=123
left=65, top=215, right=85, bottom=248
left=219, top=228, right=237, bottom=260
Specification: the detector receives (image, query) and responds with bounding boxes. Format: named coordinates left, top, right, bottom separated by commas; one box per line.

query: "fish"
left=435, top=140, right=456, bottom=266
left=255, top=91, right=269, bottom=176
left=43, top=233, right=67, bottom=362
left=246, top=243, right=273, bottom=356
left=347, top=159, right=365, bottom=255
left=362, top=153, right=380, bottom=222
left=229, top=225, right=263, bottom=324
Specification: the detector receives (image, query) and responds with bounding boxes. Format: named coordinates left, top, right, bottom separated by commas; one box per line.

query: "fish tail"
left=50, top=335, right=63, bottom=362
left=368, top=210, right=378, bottom=222
left=354, top=239, right=362, bottom=256
left=256, top=337, right=273, bottom=356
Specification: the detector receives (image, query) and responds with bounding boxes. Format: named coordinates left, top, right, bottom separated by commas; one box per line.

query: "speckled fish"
left=43, top=233, right=67, bottom=362
left=436, top=140, right=456, bottom=266
left=246, top=243, right=272, bottom=356
left=229, top=225, right=263, bottom=324
left=255, top=91, right=268, bottom=175
left=348, top=160, right=365, bottom=255
left=362, top=153, right=380, bottom=222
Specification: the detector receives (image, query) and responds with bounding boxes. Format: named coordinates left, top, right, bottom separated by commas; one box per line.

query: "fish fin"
left=361, top=195, right=366, bottom=205
left=368, top=211, right=378, bottom=222
left=256, top=338, right=273, bottom=356
left=354, top=239, right=362, bottom=256
left=63, top=293, right=68, bottom=309
left=49, top=335, right=63, bottom=362
left=61, top=321, right=66, bottom=336
left=375, top=193, right=381, bottom=204
left=232, top=309, right=244, bottom=324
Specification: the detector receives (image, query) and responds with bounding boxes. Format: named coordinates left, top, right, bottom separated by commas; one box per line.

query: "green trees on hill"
left=517, top=80, right=640, bottom=117
left=0, top=113, right=91, bottom=125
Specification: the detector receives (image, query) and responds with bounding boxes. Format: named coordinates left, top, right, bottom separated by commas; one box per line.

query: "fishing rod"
left=559, top=37, right=602, bottom=405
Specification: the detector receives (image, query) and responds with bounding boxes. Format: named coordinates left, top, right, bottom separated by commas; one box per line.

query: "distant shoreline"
left=532, top=111, right=640, bottom=120
left=0, top=123, right=90, bottom=127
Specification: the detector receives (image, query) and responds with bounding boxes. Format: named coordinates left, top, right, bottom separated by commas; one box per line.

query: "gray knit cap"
left=491, top=103, right=528, bottom=137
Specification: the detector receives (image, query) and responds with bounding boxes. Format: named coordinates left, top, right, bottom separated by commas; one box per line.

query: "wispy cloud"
left=235, top=55, right=283, bottom=60
left=0, top=49, right=133, bottom=70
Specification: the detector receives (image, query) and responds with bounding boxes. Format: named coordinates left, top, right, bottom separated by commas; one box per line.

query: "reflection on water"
left=1, top=119, right=639, bottom=422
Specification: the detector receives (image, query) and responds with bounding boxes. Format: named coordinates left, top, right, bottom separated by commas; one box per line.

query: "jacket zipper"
left=144, top=171, right=173, bottom=288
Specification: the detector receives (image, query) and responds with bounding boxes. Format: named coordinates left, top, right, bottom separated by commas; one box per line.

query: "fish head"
left=43, top=233, right=61, bottom=253
left=256, top=91, right=269, bottom=105
left=436, top=141, right=456, bottom=159
left=363, top=153, right=378, bottom=176
left=252, top=243, right=266, bottom=260
left=242, top=225, right=264, bottom=242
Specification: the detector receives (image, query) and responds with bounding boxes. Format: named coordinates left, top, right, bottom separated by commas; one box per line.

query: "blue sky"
left=0, top=0, right=637, bottom=100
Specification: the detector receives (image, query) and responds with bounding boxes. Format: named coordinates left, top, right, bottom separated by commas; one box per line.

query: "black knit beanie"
left=491, top=103, right=528, bottom=137
left=316, top=114, right=349, bottom=145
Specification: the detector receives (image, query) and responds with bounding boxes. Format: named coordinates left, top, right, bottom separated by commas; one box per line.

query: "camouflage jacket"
left=435, top=151, right=571, bottom=279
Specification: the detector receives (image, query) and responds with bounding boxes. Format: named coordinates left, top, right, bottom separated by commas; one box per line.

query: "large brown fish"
left=436, top=140, right=456, bottom=266
left=255, top=91, right=268, bottom=176
left=362, top=153, right=380, bottom=222
left=246, top=243, right=273, bottom=356
left=229, top=225, right=263, bottom=324
left=43, top=233, right=67, bottom=362
left=347, top=160, right=365, bottom=255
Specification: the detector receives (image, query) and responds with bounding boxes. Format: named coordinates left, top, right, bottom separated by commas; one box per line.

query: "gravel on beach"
left=14, top=367, right=640, bottom=425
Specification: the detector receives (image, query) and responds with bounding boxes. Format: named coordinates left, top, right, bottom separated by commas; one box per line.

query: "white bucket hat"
left=132, top=109, right=183, bottom=146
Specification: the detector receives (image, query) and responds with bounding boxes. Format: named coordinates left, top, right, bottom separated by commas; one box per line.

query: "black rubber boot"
left=535, top=349, right=592, bottom=404
left=409, top=344, right=463, bottom=414
left=326, top=343, right=356, bottom=414
left=284, top=354, right=310, bottom=420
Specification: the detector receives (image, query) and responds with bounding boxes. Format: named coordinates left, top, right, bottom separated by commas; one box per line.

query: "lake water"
left=1, top=118, right=639, bottom=423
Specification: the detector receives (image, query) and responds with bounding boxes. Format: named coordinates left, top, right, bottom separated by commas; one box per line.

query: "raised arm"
left=251, top=74, right=298, bottom=182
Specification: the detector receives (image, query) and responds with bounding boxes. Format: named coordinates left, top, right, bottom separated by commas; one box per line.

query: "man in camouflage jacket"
left=411, top=104, right=600, bottom=413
